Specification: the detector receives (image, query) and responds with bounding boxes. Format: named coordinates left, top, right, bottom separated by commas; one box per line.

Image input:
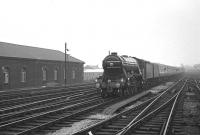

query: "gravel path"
left=102, top=91, right=150, bottom=115
left=46, top=114, right=112, bottom=135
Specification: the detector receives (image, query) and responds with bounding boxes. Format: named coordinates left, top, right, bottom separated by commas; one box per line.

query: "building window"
left=2, top=67, right=9, bottom=84
left=42, top=67, right=47, bottom=81
left=72, top=70, right=75, bottom=79
left=21, top=67, right=26, bottom=82
left=54, top=69, right=58, bottom=81
left=63, top=69, right=66, bottom=79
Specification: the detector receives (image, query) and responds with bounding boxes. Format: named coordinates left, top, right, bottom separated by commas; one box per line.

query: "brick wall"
left=0, top=56, right=84, bottom=90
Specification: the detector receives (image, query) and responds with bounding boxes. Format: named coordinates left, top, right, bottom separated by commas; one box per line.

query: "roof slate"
left=0, top=42, right=84, bottom=63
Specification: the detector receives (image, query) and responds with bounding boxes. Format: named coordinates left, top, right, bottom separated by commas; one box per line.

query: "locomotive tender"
left=96, top=52, right=182, bottom=97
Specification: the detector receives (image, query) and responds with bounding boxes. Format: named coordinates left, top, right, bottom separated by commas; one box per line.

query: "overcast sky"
left=0, top=0, right=199, bottom=67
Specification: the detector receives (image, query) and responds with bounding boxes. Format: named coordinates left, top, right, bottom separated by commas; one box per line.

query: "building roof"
left=0, top=42, right=84, bottom=63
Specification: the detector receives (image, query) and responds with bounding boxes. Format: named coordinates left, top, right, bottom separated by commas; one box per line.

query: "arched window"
left=42, top=67, right=47, bottom=81
left=72, top=70, right=75, bottom=79
left=21, top=67, right=26, bottom=82
left=63, top=69, right=66, bottom=80
left=2, top=67, right=9, bottom=84
left=54, top=69, right=58, bottom=81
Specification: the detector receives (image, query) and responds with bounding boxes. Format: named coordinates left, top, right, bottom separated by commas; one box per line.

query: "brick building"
left=0, top=42, right=84, bottom=90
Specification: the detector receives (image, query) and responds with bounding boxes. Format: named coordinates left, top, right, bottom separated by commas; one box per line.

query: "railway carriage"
left=84, top=69, right=103, bottom=81
left=96, top=52, right=182, bottom=97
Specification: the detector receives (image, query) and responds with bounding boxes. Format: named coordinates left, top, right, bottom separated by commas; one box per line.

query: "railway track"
left=0, top=82, right=94, bottom=101
left=0, top=89, right=100, bottom=125
left=116, top=80, right=186, bottom=135
left=0, top=84, right=95, bottom=109
left=73, top=79, right=184, bottom=135
left=0, top=95, right=122, bottom=135
left=115, top=79, right=200, bottom=135
left=163, top=79, right=200, bottom=135
left=0, top=79, right=183, bottom=135
left=3, top=80, right=177, bottom=135
left=0, top=81, right=166, bottom=135
left=0, top=87, right=97, bottom=113
left=27, top=90, right=158, bottom=135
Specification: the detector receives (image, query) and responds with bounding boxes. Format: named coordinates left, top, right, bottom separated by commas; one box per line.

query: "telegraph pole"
left=64, top=42, right=69, bottom=88
left=65, top=42, right=67, bottom=88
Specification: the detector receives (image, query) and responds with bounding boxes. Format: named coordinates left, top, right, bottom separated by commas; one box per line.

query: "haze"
left=0, top=0, right=199, bottom=67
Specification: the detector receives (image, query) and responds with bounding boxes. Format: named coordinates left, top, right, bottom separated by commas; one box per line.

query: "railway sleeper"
left=109, top=122, right=129, bottom=126
left=132, top=130, right=158, bottom=134
left=46, top=126, right=61, bottom=130
left=139, top=124, right=162, bottom=129
left=107, top=125, right=123, bottom=129
left=98, top=128, right=119, bottom=132
left=0, top=131, right=15, bottom=135
left=139, top=126, right=160, bottom=131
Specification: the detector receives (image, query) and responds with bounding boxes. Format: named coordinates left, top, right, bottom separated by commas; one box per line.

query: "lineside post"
left=65, top=42, right=67, bottom=88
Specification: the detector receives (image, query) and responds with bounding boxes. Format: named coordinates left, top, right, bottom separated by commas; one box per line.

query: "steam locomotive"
left=96, top=52, right=183, bottom=97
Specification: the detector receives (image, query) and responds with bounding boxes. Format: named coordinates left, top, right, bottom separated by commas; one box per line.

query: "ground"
left=181, top=91, right=200, bottom=135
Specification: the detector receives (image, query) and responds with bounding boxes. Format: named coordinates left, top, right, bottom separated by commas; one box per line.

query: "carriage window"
left=54, top=69, right=58, bottom=81
left=42, top=67, right=47, bottom=81
left=21, top=67, right=26, bottom=82
left=2, top=67, right=9, bottom=84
